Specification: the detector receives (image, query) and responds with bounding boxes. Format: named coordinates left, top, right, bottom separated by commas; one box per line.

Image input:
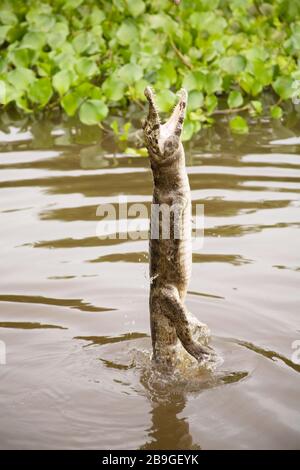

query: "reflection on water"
left=0, top=322, right=67, bottom=330
left=0, top=294, right=115, bottom=313
left=237, top=340, right=300, bottom=374
left=75, top=332, right=148, bottom=347
left=0, top=108, right=300, bottom=449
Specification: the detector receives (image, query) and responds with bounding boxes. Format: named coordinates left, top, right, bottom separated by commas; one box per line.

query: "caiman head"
left=142, top=87, right=188, bottom=165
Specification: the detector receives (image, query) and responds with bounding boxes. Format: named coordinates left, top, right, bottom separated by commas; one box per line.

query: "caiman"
left=143, top=86, right=213, bottom=369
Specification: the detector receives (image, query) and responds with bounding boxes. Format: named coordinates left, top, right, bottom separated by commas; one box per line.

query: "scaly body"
left=143, top=87, right=212, bottom=368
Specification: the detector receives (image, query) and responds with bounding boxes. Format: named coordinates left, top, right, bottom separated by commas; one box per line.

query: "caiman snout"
left=143, top=87, right=188, bottom=158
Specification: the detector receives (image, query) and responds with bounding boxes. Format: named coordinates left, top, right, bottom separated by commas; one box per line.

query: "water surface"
left=0, top=112, right=299, bottom=450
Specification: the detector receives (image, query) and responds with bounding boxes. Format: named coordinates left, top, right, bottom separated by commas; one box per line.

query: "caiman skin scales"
left=143, top=87, right=213, bottom=369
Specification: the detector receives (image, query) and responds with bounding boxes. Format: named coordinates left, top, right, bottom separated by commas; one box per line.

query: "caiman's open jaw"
left=144, top=87, right=187, bottom=154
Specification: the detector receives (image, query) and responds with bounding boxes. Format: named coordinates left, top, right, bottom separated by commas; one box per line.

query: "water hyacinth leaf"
left=273, top=76, right=295, bottom=100
left=183, top=71, right=205, bottom=92
left=22, top=32, right=46, bottom=50
left=72, top=32, right=92, bottom=54
left=228, top=90, right=243, bottom=108
left=102, top=76, right=126, bottom=102
left=220, top=55, right=246, bottom=74
left=89, top=86, right=102, bottom=100
left=61, top=91, right=82, bottom=116
left=271, top=105, right=283, bottom=119
left=134, top=78, right=148, bottom=100
left=88, top=7, right=105, bottom=26
left=63, top=0, right=84, bottom=9
left=205, top=94, right=218, bottom=114
left=188, top=91, right=204, bottom=111
left=7, top=67, right=35, bottom=90
left=47, top=23, right=69, bottom=49
left=75, top=57, right=98, bottom=78
left=249, top=60, right=273, bottom=86
left=239, top=73, right=262, bottom=96
left=52, top=70, right=73, bottom=96
left=200, top=0, right=220, bottom=9
left=204, top=73, right=222, bottom=94
left=28, top=78, right=53, bottom=106
left=15, top=94, right=31, bottom=112
left=0, top=25, right=11, bottom=45
left=156, top=63, right=177, bottom=88
left=229, top=116, right=249, bottom=134
left=155, top=89, right=176, bottom=113
left=0, top=80, right=6, bottom=104
left=250, top=100, right=263, bottom=115
left=244, top=46, right=269, bottom=62
left=117, top=63, right=143, bottom=85
left=190, top=12, right=227, bottom=34
left=127, top=0, right=145, bottom=18
left=10, top=48, right=36, bottom=68
left=26, top=10, right=56, bottom=32
left=0, top=10, right=18, bottom=25
left=182, top=121, right=196, bottom=142
left=116, top=21, right=138, bottom=46
left=79, top=99, right=108, bottom=125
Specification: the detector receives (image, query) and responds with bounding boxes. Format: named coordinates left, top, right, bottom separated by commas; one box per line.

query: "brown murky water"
left=0, top=110, right=299, bottom=450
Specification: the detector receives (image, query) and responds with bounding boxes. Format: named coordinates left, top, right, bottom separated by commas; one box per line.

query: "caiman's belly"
left=150, top=239, right=192, bottom=289
left=149, top=204, right=192, bottom=297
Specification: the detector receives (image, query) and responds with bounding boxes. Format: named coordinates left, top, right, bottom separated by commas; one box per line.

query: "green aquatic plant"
left=0, top=0, right=299, bottom=140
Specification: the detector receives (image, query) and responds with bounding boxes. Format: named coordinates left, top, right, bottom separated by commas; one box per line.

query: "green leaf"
left=270, top=105, right=283, bottom=119
left=116, top=21, right=138, bottom=46
left=28, top=78, right=53, bottom=106
left=63, top=0, right=84, bottom=10
left=228, top=91, right=243, bottom=108
left=79, top=99, right=108, bottom=125
left=10, top=48, right=36, bottom=68
left=205, top=94, right=218, bottom=114
left=26, top=10, right=56, bottom=32
left=182, top=121, right=196, bottom=142
left=229, top=116, right=249, bottom=135
left=0, top=10, right=18, bottom=25
left=133, top=78, right=148, bottom=100
left=183, top=71, right=204, bottom=92
left=14, top=93, right=31, bottom=111
left=0, top=25, right=10, bottom=45
left=117, top=63, right=143, bottom=85
left=72, top=32, right=92, bottom=54
left=47, top=22, right=69, bottom=49
left=52, top=70, right=73, bottom=96
left=250, top=100, right=263, bottom=115
left=239, top=73, right=263, bottom=96
left=220, top=55, right=246, bottom=74
left=0, top=80, right=6, bottom=104
left=188, top=91, right=204, bottom=111
left=88, top=7, right=105, bottom=26
left=61, top=91, right=82, bottom=116
left=156, top=63, right=177, bottom=88
left=204, top=73, right=222, bottom=94
left=127, top=0, right=145, bottom=18
left=22, top=32, right=46, bottom=50
left=75, top=57, right=98, bottom=78
left=102, top=76, right=126, bottom=101
left=190, top=12, right=226, bottom=34
left=7, top=68, right=35, bottom=90
left=249, top=60, right=273, bottom=86
left=155, top=89, right=176, bottom=113
left=273, top=76, right=295, bottom=100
